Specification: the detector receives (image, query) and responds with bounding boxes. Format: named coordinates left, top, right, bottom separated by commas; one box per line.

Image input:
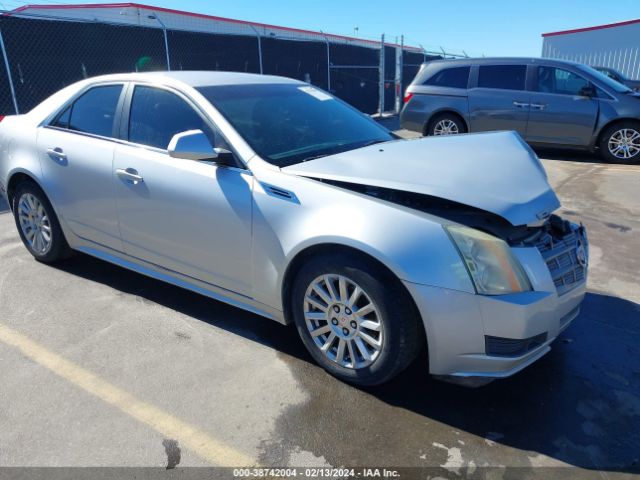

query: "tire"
left=12, top=181, right=73, bottom=263
left=291, top=253, right=423, bottom=386
left=599, top=121, right=640, bottom=164
left=427, top=113, right=466, bottom=136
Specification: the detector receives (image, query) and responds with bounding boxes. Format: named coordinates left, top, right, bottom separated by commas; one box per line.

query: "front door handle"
left=531, top=103, right=547, bottom=110
left=116, top=168, right=144, bottom=185
left=46, top=147, right=67, bottom=160
left=513, top=101, right=530, bottom=109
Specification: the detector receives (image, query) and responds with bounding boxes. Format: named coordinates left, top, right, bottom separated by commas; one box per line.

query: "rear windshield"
left=197, top=83, right=394, bottom=167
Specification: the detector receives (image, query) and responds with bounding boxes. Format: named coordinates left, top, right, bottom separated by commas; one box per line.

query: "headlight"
left=446, top=225, right=532, bottom=295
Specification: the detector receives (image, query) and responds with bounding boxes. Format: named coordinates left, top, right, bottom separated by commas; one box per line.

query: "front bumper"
left=404, top=279, right=586, bottom=381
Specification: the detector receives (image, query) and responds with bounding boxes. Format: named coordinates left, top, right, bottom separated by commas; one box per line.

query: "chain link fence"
left=0, top=7, right=471, bottom=117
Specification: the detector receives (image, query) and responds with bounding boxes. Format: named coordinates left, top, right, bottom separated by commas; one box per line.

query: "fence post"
left=395, top=35, right=403, bottom=114
left=0, top=29, right=18, bottom=114
left=249, top=25, right=263, bottom=74
left=378, top=33, right=385, bottom=115
left=322, top=34, right=331, bottom=92
left=150, top=13, right=171, bottom=71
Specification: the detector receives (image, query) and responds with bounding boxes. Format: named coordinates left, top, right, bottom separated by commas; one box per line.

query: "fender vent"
left=261, top=183, right=299, bottom=204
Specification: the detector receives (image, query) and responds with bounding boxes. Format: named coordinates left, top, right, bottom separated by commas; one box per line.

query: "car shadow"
left=52, top=253, right=640, bottom=473
left=533, top=147, right=602, bottom=164
left=0, top=195, right=9, bottom=214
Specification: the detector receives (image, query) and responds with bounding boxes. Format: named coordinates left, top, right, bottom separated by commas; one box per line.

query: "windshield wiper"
left=357, top=139, right=390, bottom=148
left=299, top=138, right=392, bottom=163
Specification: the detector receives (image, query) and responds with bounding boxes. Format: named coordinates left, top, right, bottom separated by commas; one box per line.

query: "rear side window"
left=53, top=85, right=123, bottom=138
left=128, top=86, right=216, bottom=150
left=423, top=66, right=470, bottom=88
left=478, top=65, right=527, bottom=90
left=537, top=66, right=590, bottom=95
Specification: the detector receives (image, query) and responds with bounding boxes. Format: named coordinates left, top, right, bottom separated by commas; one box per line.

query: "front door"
left=113, top=84, right=253, bottom=296
left=526, top=66, right=598, bottom=146
left=36, top=83, right=125, bottom=251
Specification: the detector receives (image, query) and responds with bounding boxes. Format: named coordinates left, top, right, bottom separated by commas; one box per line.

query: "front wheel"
left=599, top=122, right=640, bottom=164
left=291, top=254, right=423, bottom=386
left=12, top=181, right=73, bottom=263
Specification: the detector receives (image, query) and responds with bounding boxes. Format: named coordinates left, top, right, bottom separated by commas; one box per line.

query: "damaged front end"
left=319, top=179, right=588, bottom=297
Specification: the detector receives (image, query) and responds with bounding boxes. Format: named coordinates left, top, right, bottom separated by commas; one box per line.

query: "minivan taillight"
left=403, top=92, right=413, bottom=104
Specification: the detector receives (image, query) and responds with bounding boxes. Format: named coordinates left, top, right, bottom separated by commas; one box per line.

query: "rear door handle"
left=46, top=147, right=67, bottom=160
left=513, top=101, right=530, bottom=108
left=531, top=103, right=547, bottom=110
left=116, top=168, right=144, bottom=184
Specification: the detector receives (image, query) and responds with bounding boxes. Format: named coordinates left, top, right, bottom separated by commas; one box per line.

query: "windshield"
left=578, top=65, right=633, bottom=93
left=197, top=83, right=394, bottom=167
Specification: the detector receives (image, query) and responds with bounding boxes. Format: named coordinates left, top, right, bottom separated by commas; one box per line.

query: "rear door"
left=37, top=83, right=125, bottom=251
left=526, top=66, right=598, bottom=146
left=468, top=64, right=530, bottom=136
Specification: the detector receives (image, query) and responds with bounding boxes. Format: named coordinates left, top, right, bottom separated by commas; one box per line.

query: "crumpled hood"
left=282, top=131, right=560, bottom=226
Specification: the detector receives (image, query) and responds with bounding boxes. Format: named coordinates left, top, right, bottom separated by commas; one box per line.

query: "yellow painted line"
left=0, top=323, right=256, bottom=467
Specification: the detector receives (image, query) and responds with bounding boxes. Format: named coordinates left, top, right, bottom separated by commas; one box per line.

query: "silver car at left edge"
left=0, top=72, right=588, bottom=386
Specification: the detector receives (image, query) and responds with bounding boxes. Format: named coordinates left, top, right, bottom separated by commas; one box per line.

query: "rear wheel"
left=12, top=181, right=73, bottom=263
left=600, top=122, right=640, bottom=164
left=427, top=113, right=466, bottom=136
left=291, top=253, right=423, bottom=386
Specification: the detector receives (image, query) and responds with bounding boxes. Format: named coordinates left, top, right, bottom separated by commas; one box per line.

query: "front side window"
left=53, top=85, right=123, bottom=138
left=196, top=84, right=394, bottom=168
left=423, top=66, right=470, bottom=88
left=478, top=65, right=527, bottom=90
left=537, top=67, right=590, bottom=95
left=128, top=86, right=218, bottom=150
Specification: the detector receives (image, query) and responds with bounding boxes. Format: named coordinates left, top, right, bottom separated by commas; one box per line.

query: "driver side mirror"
left=579, top=85, right=596, bottom=98
left=168, top=130, right=235, bottom=166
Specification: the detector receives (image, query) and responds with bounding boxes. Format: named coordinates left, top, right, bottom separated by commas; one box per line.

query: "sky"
left=4, top=0, right=640, bottom=57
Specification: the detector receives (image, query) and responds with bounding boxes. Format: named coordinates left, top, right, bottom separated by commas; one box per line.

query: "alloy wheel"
left=433, top=119, right=460, bottom=135
left=303, top=274, right=384, bottom=369
left=17, top=193, right=52, bottom=255
left=608, top=128, right=640, bottom=160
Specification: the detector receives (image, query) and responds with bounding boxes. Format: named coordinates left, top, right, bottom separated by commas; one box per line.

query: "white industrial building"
left=542, top=19, right=640, bottom=80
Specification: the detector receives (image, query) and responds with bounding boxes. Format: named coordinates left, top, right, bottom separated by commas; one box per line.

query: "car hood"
left=624, top=80, right=640, bottom=91
left=282, top=131, right=560, bottom=226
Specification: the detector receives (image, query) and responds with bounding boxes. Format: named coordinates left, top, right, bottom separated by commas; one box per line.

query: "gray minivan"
left=400, top=57, right=640, bottom=164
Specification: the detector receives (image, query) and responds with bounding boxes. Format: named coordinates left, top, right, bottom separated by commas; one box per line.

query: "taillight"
left=403, top=92, right=413, bottom=104
left=0, top=116, right=4, bottom=122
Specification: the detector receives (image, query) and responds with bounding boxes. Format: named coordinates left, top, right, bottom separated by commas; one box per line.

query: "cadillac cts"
left=0, top=72, right=588, bottom=386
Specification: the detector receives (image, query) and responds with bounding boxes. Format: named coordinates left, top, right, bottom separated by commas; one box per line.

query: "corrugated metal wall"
left=542, top=22, right=640, bottom=80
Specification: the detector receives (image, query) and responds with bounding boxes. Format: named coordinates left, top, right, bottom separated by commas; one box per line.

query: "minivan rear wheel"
left=427, top=113, right=466, bottom=136
left=600, top=122, right=640, bottom=164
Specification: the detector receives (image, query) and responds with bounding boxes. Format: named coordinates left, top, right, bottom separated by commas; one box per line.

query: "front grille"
left=485, top=332, right=548, bottom=357
left=535, top=229, right=586, bottom=296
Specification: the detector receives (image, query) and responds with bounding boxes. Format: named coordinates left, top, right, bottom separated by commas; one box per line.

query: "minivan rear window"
left=423, top=66, right=470, bottom=89
left=478, top=65, right=526, bottom=90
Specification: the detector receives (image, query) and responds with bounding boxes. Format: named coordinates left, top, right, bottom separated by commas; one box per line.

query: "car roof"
left=422, top=57, right=587, bottom=68
left=82, top=70, right=305, bottom=88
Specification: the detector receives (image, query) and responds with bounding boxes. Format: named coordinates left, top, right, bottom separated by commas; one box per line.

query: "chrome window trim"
left=42, top=124, right=123, bottom=144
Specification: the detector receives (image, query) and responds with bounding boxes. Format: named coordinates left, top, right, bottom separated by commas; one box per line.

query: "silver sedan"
left=0, top=72, right=588, bottom=386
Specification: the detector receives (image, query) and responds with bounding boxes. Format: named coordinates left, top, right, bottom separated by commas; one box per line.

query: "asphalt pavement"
left=0, top=139, right=638, bottom=479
